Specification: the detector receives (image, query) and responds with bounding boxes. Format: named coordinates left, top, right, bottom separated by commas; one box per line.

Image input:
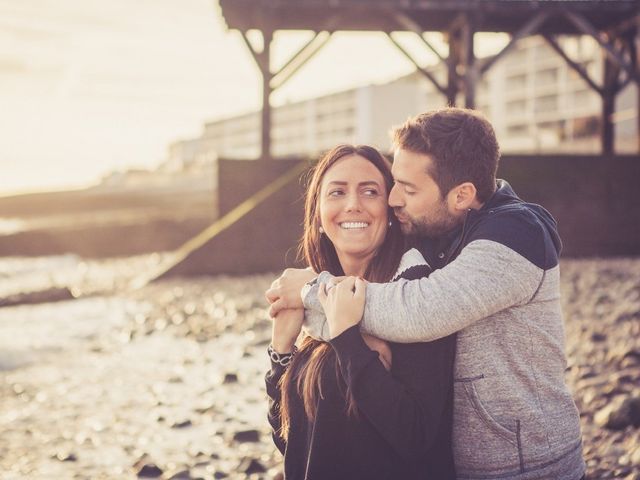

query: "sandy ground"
left=0, top=256, right=639, bottom=480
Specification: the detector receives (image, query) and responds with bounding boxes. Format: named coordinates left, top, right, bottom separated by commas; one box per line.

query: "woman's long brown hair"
left=278, top=144, right=405, bottom=440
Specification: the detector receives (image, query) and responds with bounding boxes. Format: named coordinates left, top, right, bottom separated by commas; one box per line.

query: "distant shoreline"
left=0, top=186, right=217, bottom=258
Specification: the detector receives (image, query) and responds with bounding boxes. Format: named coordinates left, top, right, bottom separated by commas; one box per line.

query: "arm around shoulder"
left=360, top=239, right=545, bottom=342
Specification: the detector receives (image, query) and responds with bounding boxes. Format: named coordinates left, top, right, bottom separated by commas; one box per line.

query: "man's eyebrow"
left=394, top=178, right=418, bottom=189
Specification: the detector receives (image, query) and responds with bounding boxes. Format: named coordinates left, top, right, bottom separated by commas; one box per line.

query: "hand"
left=362, top=333, right=392, bottom=371
left=317, top=276, right=366, bottom=339
left=271, top=308, right=304, bottom=354
left=265, top=268, right=317, bottom=317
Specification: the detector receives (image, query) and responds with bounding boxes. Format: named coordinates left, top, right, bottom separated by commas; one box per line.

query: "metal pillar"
left=602, top=53, right=619, bottom=155
left=461, top=14, right=477, bottom=109
left=447, top=21, right=462, bottom=107
left=261, top=31, right=273, bottom=160
left=240, top=29, right=332, bottom=160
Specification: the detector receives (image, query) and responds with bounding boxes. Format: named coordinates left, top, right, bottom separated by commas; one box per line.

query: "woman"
left=265, top=144, right=456, bottom=479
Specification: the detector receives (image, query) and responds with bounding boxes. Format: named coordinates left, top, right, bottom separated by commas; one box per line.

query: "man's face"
left=389, top=148, right=462, bottom=238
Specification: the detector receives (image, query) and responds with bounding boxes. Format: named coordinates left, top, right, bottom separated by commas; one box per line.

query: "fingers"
left=268, top=298, right=286, bottom=318
left=353, top=277, right=366, bottom=299
left=317, top=276, right=361, bottom=306
left=335, top=276, right=356, bottom=295
left=265, top=287, right=278, bottom=304
left=265, top=278, right=280, bottom=303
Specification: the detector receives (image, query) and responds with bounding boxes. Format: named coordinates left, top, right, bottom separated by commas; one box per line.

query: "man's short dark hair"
left=392, top=108, right=500, bottom=203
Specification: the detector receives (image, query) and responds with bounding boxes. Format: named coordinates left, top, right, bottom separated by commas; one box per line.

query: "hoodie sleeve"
left=303, top=211, right=552, bottom=343
left=359, top=211, right=552, bottom=342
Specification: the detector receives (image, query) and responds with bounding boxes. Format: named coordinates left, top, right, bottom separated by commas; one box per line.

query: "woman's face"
left=318, top=154, right=389, bottom=265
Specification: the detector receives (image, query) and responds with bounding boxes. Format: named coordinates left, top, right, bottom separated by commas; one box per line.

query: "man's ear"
left=448, top=182, right=478, bottom=212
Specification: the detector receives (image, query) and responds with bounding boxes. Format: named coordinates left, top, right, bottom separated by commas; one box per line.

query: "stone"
left=616, top=311, right=640, bottom=323
left=167, top=470, right=192, bottom=480
left=237, top=457, right=266, bottom=475
left=232, top=429, right=260, bottom=443
left=171, top=419, right=193, bottom=429
left=594, top=395, right=640, bottom=430
left=136, top=463, right=163, bottom=478
left=591, top=332, right=607, bottom=342
left=222, top=373, right=238, bottom=384
left=54, top=452, right=78, bottom=462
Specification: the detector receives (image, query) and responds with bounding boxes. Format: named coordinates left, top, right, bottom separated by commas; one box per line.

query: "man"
left=266, top=108, right=585, bottom=480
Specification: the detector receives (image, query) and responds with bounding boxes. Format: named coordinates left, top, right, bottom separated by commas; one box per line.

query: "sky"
left=0, top=0, right=507, bottom=196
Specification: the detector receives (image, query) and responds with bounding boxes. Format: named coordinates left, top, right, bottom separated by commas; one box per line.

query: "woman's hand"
left=271, top=308, right=304, bottom=354
left=317, top=276, right=366, bottom=339
left=362, top=333, right=392, bottom=371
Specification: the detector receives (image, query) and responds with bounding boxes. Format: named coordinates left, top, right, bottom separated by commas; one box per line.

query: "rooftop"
left=219, top=0, right=639, bottom=34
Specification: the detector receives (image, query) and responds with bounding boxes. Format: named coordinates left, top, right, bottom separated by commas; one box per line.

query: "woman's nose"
left=345, top=193, right=362, bottom=212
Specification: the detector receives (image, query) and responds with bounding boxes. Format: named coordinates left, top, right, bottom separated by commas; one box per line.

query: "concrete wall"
left=498, top=155, right=640, bottom=257
left=166, top=154, right=639, bottom=277
left=160, top=158, right=309, bottom=277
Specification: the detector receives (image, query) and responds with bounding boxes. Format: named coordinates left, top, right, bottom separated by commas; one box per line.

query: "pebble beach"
left=0, top=254, right=639, bottom=479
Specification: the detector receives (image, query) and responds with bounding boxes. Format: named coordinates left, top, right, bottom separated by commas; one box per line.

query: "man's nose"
left=389, top=184, right=402, bottom=208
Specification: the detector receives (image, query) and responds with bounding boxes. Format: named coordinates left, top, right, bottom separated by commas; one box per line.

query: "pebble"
left=171, top=420, right=193, bottom=429
left=135, top=463, right=164, bottom=478
left=238, top=457, right=267, bottom=474
left=1, top=259, right=639, bottom=478
left=223, top=373, right=239, bottom=384
left=233, top=429, right=261, bottom=443
left=594, top=395, right=640, bottom=430
left=167, top=470, right=192, bottom=480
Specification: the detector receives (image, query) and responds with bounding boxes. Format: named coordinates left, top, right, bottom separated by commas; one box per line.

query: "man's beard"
left=395, top=205, right=460, bottom=239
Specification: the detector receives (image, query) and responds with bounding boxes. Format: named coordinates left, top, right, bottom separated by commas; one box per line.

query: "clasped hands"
left=265, top=269, right=391, bottom=370
left=265, top=268, right=365, bottom=339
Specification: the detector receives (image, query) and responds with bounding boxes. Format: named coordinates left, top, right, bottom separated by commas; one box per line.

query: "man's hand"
left=362, top=333, right=392, bottom=371
left=317, top=276, right=366, bottom=339
left=265, top=268, right=317, bottom=317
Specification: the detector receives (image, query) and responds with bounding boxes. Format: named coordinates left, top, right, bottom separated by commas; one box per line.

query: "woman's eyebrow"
left=358, top=180, right=381, bottom=187
left=325, top=180, right=381, bottom=186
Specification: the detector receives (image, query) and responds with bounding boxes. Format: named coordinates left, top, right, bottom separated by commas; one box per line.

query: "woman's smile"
left=319, top=154, right=389, bottom=268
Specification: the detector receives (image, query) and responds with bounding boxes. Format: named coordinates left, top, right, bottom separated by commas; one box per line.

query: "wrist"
left=271, top=338, right=295, bottom=354
left=329, top=322, right=357, bottom=340
left=268, top=344, right=298, bottom=368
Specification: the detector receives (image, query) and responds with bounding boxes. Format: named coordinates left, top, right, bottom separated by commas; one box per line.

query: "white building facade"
left=167, top=35, right=637, bottom=170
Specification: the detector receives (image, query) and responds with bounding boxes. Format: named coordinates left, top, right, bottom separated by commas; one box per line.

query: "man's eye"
left=404, top=189, right=416, bottom=196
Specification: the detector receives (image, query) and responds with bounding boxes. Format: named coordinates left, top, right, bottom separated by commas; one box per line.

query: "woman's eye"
left=328, top=189, right=344, bottom=197
left=363, top=188, right=379, bottom=196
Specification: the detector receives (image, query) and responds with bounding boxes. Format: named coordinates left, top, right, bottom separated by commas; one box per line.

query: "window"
left=507, top=124, right=529, bottom=136
left=506, top=99, right=527, bottom=115
left=535, top=94, right=558, bottom=113
left=535, top=68, right=558, bottom=87
left=506, top=74, right=527, bottom=91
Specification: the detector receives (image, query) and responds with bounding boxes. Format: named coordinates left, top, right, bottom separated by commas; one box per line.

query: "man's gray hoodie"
left=303, top=180, right=585, bottom=480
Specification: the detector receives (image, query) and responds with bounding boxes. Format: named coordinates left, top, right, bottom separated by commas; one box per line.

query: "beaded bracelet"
left=268, top=344, right=298, bottom=367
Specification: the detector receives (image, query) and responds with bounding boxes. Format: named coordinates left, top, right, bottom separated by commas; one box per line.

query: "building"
left=166, top=35, right=637, bottom=170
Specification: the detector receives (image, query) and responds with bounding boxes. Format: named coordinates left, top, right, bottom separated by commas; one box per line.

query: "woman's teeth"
left=340, top=222, right=369, bottom=229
